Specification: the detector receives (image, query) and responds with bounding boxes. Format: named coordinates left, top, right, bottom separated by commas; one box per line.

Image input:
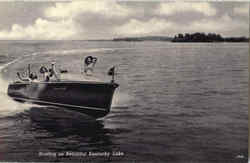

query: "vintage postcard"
left=0, top=0, right=248, bottom=162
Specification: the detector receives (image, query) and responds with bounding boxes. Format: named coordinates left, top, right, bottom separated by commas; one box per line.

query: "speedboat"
left=7, top=56, right=119, bottom=118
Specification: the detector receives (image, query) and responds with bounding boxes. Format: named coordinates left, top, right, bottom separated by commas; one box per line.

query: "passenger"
left=29, top=73, right=38, bottom=82
left=40, top=63, right=60, bottom=82
left=40, top=66, right=50, bottom=82
left=49, top=62, right=60, bottom=81
left=44, top=71, right=50, bottom=82
left=17, top=72, right=30, bottom=82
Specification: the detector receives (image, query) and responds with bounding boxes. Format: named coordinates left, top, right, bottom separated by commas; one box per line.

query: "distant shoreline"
left=112, top=36, right=172, bottom=42
left=0, top=34, right=248, bottom=42
left=113, top=33, right=249, bottom=43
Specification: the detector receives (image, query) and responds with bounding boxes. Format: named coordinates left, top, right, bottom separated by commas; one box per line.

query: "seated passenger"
left=49, top=63, right=60, bottom=81
left=44, top=71, right=50, bottom=82
left=29, top=73, right=38, bottom=82
left=40, top=63, right=60, bottom=82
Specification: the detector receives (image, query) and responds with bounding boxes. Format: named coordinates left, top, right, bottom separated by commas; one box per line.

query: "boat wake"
left=0, top=78, right=33, bottom=118
left=0, top=54, right=41, bottom=118
left=41, top=48, right=116, bottom=56
left=38, top=47, right=158, bottom=56
left=0, top=57, right=22, bottom=72
left=112, top=91, right=131, bottom=108
left=0, top=51, right=39, bottom=72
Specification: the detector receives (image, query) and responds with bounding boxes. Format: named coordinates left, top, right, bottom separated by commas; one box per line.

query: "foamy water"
left=40, top=48, right=116, bottom=56
left=0, top=57, right=21, bottom=72
left=0, top=52, right=43, bottom=117
left=111, top=91, right=131, bottom=108
left=0, top=77, right=32, bottom=117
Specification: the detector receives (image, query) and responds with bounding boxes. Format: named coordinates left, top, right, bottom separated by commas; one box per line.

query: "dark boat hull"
left=8, top=81, right=119, bottom=118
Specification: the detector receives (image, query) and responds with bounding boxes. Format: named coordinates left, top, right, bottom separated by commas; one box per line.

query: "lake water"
left=0, top=41, right=248, bottom=162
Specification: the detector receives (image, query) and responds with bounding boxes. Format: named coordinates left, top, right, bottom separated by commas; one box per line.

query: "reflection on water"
left=2, top=106, right=129, bottom=162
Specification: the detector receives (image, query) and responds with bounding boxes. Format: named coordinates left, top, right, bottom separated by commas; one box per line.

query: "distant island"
left=113, top=36, right=172, bottom=42
left=113, top=33, right=249, bottom=42
left=172, top=33, right=249, bottom=42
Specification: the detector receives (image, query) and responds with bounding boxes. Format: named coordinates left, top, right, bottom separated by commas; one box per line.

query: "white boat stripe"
left=12, top=97, right=107, bottom=111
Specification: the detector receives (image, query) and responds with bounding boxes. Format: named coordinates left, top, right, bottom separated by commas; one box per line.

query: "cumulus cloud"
left=0, top=18, right=78, bottom=40
left=0, top=0, right=132, bottom=40
left=185, top=14, right=248, bottom=36
left=0, top=1, right=248, bottom=40
left=115, top=18, right=173, bottom=36
left=45, top=0, right=133, bottom=19
left=116, top=14, right=248, bottom=37
left=156, top=2, right=217, bottom=16
left=233, top=5, right=249, bottom=16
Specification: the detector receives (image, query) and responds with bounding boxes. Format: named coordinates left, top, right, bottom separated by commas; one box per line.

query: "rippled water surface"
left=0, top=41, right=248, bottom=162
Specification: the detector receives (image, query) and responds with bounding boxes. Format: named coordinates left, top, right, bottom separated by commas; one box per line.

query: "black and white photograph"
left=0, top=0, right=248, bottom=162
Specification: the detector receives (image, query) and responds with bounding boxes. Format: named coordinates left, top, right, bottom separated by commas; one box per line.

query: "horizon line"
left=0, top=34, right=248, bottom=41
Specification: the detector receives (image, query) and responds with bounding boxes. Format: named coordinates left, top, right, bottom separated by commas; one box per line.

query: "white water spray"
left=0, top=77, right=33, bottom=117
left=112, top=91, right=131, bottom=108
left=0, top=57, right=35, bottom=117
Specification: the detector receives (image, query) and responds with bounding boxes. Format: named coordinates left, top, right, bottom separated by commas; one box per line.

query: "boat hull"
left=8, top=81, right=119, bottom=118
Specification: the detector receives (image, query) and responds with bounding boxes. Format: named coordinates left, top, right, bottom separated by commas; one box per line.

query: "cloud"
left=45, top=0, right=133, bottom=19
left=115, top=18, right=173, bottom=36
left=116, top=14, right=248, bottom=37
left=0, top=0, right=134, bottom=40
left=0, top=18, right=77, bottom=40
left=0, top=1, right=248, bottom=40
left=186, top=14, right=248, bottom=36
left=233, top=5, right=249, bottom=16
left=156, top=2, right=217, bottom=17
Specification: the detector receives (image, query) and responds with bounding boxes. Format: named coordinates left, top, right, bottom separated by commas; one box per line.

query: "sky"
left=0, top=0, right=248, bottom=40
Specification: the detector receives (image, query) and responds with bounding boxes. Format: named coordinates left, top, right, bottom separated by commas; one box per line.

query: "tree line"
left=172, top=33, right=249, bottom=42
